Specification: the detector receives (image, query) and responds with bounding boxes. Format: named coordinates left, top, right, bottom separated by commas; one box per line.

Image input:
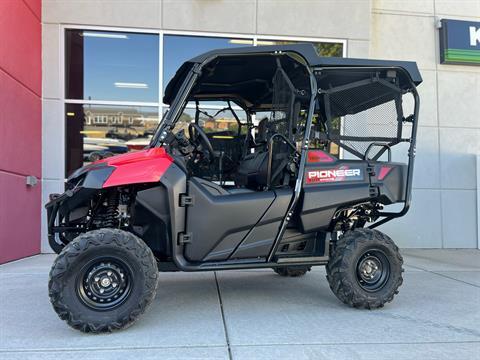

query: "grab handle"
left=364, top=142, right=391, bottom=162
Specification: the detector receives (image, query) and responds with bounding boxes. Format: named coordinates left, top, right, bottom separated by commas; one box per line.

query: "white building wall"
left=370, top=0, right=480, bottom=248
left=41, top=0, right=478, bottom=251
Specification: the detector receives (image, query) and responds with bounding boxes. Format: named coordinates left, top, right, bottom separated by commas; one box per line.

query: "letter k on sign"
left=470, top=26, right=480, bottom=46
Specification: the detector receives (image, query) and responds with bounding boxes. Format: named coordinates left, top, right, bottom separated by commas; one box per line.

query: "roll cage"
left=151, top=44, right=421, bottom=231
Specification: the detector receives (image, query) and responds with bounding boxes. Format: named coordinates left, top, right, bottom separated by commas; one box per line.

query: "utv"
left=46, top=44, right=421, bottom=333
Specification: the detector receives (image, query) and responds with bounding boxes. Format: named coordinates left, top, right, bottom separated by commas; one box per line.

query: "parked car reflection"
left=82, top=133, right=129, bottom=163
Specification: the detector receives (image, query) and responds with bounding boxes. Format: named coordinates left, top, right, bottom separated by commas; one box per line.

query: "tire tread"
left=326, top=229, right=403, bottom=309
left=48, top=229, right=158, bottom=333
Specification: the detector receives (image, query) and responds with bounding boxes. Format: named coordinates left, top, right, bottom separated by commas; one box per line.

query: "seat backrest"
left=256, top=117, right=268, bottom=145
left=235, top=151, right=269, bottom=190
left=235, top=146, right=291, bottom=190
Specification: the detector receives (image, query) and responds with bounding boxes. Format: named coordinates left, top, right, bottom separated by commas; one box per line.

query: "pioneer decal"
left=306, top=166, right=363, bottom=184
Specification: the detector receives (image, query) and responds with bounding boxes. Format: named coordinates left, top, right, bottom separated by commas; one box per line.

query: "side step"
left=277, top=256, right=328, bottom=264
left=193, top=257, right=328, bottom=271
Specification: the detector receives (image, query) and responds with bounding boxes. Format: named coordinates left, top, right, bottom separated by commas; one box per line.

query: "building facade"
left=0, top=0, right=42, bottom=263
left=1, top=0, right=479, bottom=263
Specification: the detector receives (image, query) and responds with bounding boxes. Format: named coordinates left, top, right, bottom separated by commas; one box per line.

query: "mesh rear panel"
left=340, top=100, right=399, bottom=158
left=325, top=79, right=406, bottom=159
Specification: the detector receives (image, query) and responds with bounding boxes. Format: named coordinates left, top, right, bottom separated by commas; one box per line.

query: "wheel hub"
left=356, top=250, right=390, bottom=292
left=77, top=259, right=132, bottom=310
left=359, top=258, right=380, bottom=279
left=100, top=277, right=112, bottom=287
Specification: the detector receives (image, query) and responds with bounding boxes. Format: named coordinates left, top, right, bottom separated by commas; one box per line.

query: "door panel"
left=184, top=178, right=275, bottom=262
left=230, top=188, right=292, bottom=259
left=0, top=172, right=41, bottom=263
left=203, top=230, right=249, bottom=261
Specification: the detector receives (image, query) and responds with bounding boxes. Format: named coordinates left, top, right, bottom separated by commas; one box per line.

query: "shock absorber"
left=104, top=191, right=119, bottom=228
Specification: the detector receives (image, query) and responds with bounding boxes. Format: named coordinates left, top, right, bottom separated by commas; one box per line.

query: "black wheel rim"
left=76, top=257, right=132, bottom=311
left=356, top=249, right=390, bottom=292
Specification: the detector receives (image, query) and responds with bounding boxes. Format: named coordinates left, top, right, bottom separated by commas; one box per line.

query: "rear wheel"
left=326, top=229, right=403, bottom=309
left=48, top=229, right=158, bottom=333
left=273, top=265, right=311, bottom=277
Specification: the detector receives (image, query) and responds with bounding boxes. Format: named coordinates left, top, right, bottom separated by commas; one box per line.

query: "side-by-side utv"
left=46, top=44, right=421, bottom=333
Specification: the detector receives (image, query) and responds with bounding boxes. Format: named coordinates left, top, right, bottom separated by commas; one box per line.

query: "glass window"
left=65, top=30, right=159, bottom=102
left=64, top=29, right=345, bottom=177
left=163, top=35, right=253, bottom=91
left=256, top=39, right=343, bottom=57
left=65, top=104, right=160, bottom=176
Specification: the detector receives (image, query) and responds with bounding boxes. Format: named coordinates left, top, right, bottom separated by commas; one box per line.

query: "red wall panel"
left=0, top=0, right=41, bottom=263
left=0, top=71, right=41, bottom=177
left=0, top=0, right=41, bottom=95
left=23, top=0, right=42, bottom=21
left=0, top=171, right=41, bottom=264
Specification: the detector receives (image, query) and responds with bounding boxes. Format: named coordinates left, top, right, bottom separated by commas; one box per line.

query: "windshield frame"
left=150, top=63, right=202, bottom=147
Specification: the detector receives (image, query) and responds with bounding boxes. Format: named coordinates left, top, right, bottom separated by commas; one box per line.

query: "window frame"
left=60, top=24, right=347, bottom=178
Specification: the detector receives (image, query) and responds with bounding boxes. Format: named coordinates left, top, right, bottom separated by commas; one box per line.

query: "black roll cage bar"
left=151, top=53, right=419, bottom=269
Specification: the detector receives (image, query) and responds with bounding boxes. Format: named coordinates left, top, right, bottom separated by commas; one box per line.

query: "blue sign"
left=440, top=19, right=480, bottom=65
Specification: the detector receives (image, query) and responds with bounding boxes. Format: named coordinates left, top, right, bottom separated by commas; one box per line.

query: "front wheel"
left=326, top=229, right=403, bottom=309
left=48, top=229, right=158, bottom=333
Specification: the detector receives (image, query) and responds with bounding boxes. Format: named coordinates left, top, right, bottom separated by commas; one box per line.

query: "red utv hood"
left=100, top=147, right=173, bottom=188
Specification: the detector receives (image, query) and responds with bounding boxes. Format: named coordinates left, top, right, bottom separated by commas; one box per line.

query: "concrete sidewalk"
left=0, top=250, right=479, bottom=360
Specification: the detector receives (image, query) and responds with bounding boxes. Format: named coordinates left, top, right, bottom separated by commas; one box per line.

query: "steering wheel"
left=188, top=123, right=215, bottom=163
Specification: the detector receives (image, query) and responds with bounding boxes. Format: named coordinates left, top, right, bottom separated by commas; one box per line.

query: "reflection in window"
left=172, top=102, right=249, bottom=181
left=64, top=29, right=346, bottom=175
left=65, top=30, right=159, bottom=102
left=65, top=104, right=159, bottom=176
left=163, top=35, right=253, bottom=91
left=173, top=102, right=248, bottom=137
left=256, top=39, right=343, bottom=57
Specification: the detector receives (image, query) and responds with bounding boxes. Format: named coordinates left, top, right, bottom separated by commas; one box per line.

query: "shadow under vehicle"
left=45, top=44, right=421, bottom=333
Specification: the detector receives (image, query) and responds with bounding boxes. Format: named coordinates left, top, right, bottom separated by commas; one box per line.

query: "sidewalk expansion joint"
left=407, top=265, right=480, bottom=288
left=214, top=271, right=233, bottom=360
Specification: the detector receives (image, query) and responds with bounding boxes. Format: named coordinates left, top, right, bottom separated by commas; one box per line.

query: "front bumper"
left=45, top=192, right=70, bottom=253
left=45, top=187, right=95, bottom=253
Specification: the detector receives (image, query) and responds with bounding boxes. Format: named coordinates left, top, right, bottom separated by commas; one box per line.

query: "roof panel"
left=163, top=44, right=422, bottom=105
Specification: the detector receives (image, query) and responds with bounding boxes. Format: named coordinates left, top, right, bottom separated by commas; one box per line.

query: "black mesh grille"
left=340, top=99, right=399, bottom=158
left=329, top=81, right=398, bottom=116
left=324, top=77, right=408, bottom=159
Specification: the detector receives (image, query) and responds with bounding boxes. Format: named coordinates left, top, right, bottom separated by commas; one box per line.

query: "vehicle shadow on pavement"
left=151, top=269, right=340, bottom=312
